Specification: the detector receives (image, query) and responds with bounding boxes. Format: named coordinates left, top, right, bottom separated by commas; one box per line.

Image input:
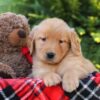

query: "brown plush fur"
left=0, top=62, right=16, bottom=78
left=0, top=12, right=31, bottom=77
left=28, top=18, right=97, bottom=92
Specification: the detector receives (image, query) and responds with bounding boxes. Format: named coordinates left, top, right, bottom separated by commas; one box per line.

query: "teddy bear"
left=0, top=12, right=32, bottom=77
left=0, top=62, right=16, bottom=78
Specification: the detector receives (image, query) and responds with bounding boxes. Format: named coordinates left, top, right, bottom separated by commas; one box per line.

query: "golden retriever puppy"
left=28, top=18, right=97, bottom=92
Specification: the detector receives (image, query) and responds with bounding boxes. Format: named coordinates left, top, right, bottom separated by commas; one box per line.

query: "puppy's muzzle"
left=46, top=52, right=55, bottom=60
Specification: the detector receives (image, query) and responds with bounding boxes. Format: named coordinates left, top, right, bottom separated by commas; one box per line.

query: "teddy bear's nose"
left=18, top=29, right=26, bottom=38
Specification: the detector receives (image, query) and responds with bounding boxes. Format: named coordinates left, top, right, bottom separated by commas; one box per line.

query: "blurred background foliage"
left=0, top=0, right=100, bottom=70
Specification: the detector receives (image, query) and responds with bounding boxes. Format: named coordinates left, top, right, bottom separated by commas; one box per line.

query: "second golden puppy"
left=28, top=18, right=97, bottom=92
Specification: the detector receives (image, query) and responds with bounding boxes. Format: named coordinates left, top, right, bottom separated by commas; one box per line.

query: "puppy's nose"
left=18, top=29, right=26, bottom=38
left=46, top=52, right=55, bottom=59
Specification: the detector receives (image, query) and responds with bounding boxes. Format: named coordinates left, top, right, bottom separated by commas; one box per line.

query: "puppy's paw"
left=43, top=73, right=61, bottom=86
left=62, top=75, right=79, bottom=92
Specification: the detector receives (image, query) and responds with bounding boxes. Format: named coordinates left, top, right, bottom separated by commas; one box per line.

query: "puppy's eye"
left=59, top=40, right=65, bottom=43
left=40, top=37, right=46, bottom=41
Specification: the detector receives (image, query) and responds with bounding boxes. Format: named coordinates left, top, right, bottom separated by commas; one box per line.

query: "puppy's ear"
left=27, top=35, right=34, bottom=55
left=69, top=28, right=82, bottom=56
left=27, top=26, right=39, bottom=55
left=27, top=28, right=35, bottom=55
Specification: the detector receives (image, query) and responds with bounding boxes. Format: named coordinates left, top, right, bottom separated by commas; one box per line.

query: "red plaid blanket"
left=0, top=78, right=69, bottom=100
left=0, top=72, right=100, bottom=100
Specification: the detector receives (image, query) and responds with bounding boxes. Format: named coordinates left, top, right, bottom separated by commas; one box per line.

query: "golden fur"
left=28, top=18, right=97, bottom=92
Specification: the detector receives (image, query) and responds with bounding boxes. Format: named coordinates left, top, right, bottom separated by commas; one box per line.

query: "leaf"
left=76, top=27, right=86, bottom=36
left=28, top=13, right=48, bottom=19
left=96, top=64, right=100, bottom=70
left=91, top=31, right=100, bottom=43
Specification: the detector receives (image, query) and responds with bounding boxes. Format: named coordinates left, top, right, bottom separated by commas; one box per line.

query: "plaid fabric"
left=0, top=78, right=69, bottom=100
left=0, top=72, right=99, bottom=100
left=66, top=72, right=100, bottom=100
